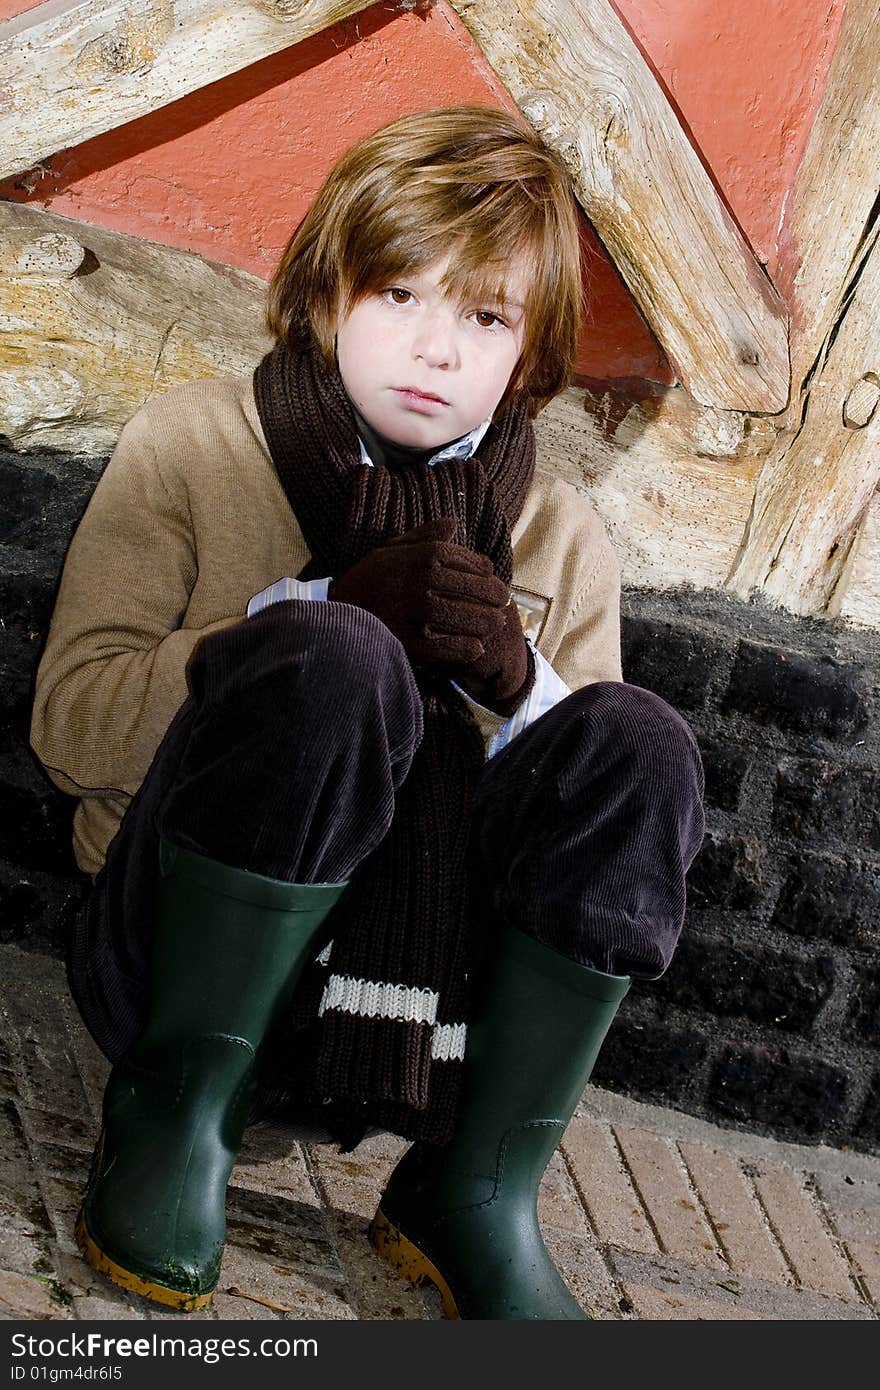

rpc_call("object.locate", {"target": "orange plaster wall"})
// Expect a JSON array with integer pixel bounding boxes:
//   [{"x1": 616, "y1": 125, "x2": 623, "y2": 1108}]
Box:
[
  {"x1": 0, "y1": 0, "x2": 847, "y2": 384},
  {"x1": 1, "y1": 6, "x2": 513, "y2": 279},
  {"x1": 612, "y1": 0, "x2": 846, "y2": 272}
]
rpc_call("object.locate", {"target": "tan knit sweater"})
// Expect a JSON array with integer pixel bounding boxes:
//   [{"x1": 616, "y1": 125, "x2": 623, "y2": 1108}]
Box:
[{"x1": 30, "y1": 376, "x2": 623, "y2": 875}]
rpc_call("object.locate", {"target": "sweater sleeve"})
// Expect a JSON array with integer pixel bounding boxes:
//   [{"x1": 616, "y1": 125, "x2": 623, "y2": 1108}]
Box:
[
  {"x1": 30, "y1": 408, "x2": 243, "y2": 799},
  {"x1": 551, "y1": 524, "x2": 623, "y2": 691}
]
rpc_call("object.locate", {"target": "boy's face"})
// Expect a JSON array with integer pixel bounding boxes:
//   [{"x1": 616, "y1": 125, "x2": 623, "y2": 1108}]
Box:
[{"x1": 335, "y1": 255, "x2": 527, "y2": 449}]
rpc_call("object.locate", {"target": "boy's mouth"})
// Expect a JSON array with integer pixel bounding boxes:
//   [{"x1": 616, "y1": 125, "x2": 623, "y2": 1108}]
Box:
[{"x1": 394, "y1": 387, "x2": 450, "y2": 412}]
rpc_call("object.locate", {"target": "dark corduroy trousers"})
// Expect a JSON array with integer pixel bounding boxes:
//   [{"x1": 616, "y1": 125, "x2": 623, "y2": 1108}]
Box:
[{"x1": 69, "y1": 600, "x2": 705, "y2": 1065}]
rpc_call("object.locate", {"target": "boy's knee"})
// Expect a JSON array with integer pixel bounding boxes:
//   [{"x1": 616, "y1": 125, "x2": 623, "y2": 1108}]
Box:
[
  {"x1": 570, "y1": 681, "x2": 701, "y2": 761},
  {"x1": 194, "y1": 598, "x2": 414, "y2": 709},
  {"x1": 316, "y1": 600, "x2": 411, "y2": 691}
]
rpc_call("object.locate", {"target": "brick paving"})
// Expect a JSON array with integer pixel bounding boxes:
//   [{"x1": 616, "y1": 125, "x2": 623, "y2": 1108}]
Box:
[{"x1": 1, "y1": 944, "x2": 877, "y2": 1322}]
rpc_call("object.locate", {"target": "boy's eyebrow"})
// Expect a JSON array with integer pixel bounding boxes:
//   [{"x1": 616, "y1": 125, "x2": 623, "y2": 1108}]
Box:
[
  {"x1": 393, "y1": 268, "x2": 527, "y2": 314},
  {"x1": 489, "y1": 300, "x2": 526, "y2": 319},
  {"x1": 470, "y1": 294, "x2": 525, "y2": 312}
]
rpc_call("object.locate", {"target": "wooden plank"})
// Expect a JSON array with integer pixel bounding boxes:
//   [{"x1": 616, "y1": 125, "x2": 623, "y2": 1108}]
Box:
[
  {"x1": 0, "y1": 201, "x2": 270, "y2": 453},
  {"x1": 534, "y1": 384, "x2": 775, "y2": 592},
  {"x1": 446, "y1": 0, "x2": 789, "y2": 413},
  {"x1": 0, "y1": 0, "x2": 375, "y2": 183},
  {"x1": 726, "y1": 0, "x2": 880, "y2": 616},
  {"x1": 840, "y1": 491, "x2": 880, "y2": 631},
  {"x1": 777, "y1": 0, "x2": 880, "y2": 423},
  {"x1": 726, "y1": 223, "x2": 880, "y2": 616}
]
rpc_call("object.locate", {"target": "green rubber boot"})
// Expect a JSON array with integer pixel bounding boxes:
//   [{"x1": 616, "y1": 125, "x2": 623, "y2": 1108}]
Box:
[
  {"x1": 76, "y1": 840, "x2": 346, "y2": 1311},
  {"x1": 370, "y1": 929, "x2": 630, "y2": 1319}
]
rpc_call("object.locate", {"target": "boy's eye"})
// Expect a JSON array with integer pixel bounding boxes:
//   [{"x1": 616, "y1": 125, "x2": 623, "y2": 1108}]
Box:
[
  {"x1": 474, "y1": 310, "x2": 507, "y2": 329},
  {"x1": 385, "y1": 287, "x2": 413, "y2": 305}
]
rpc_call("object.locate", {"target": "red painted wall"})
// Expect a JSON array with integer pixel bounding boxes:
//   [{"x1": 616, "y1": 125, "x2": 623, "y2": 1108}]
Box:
[{"x1": 0, "y1": 0, "x2": 846, "y2": 385}]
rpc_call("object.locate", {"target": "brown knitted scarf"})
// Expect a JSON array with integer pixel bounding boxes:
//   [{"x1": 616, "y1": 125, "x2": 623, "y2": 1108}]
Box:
[{"x1": 253, "y1": 339, "x2": 535, "y2": 1148}]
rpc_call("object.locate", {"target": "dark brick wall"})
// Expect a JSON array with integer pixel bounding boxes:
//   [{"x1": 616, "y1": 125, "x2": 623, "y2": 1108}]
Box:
[
  {"x1": 2, "y1": 443, "x2": 879, "y2": 1154},
  {"x1": 600, "y1": 589, "x2": 880, "y2": 1155},
  {"x1": 0, "y1": 446, "x2": 103, "y2": 955}
]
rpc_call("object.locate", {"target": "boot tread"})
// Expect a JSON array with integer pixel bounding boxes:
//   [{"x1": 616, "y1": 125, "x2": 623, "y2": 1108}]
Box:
[
  {"x1": 75, "y1": 1209, "x2": 215, "y2": 1311},
  {"x1": 369, "y1": 1209, "x2": 460, "y2": 1320}
]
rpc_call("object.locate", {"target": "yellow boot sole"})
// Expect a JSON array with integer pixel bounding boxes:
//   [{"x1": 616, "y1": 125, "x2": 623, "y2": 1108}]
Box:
[
  {"x1": 369, "y1": 1209, "x2": 460, "y2": 1319},
  {"x1": 75, "y1": 1209, "x2": 215, "y2": 1313}
]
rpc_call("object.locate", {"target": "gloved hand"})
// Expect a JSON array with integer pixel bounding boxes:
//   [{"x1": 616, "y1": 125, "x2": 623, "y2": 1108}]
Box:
[
  {"x1": 449, "y1": 594, "x2": 536, "y2": 716},
  {"x1": 329, "y1": 518, "x2": 510, "y2": 668}
]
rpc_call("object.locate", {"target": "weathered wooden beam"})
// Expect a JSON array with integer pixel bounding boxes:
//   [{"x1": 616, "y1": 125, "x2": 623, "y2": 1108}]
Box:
[
  {"x1": 726, "y1": 0, "x2": 880, "y2": 616},
  {"x1": 0, "y1": 201, "x2": 270, "y2": 454},
  {"x1": 778, "y1": 0, "x2": 880, "y2": 425},
  {"x1": 726, "y1": 220, "x2": 880, "y2": 616},
  {"x1": 840, "y1": 491, "x2": 880, "y2": 630},
  {"x1": 0, "y1": 0, "x2": 375, "y2": 183},
  {"x1": 534, "y1": 383, "x2": 774, "y2": 592},
  {"x1": 445, "y1": 0, "x2": 790, "y2": 413}
]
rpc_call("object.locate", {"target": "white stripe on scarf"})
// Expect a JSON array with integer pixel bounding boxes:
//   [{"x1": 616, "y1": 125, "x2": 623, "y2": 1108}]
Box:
[
  {"x1": 319, "y1": 974, "x2": 438, "y2": 1024},
  {"x1": 318, "y1": 973, "x2": 468, "y2": 1061}
]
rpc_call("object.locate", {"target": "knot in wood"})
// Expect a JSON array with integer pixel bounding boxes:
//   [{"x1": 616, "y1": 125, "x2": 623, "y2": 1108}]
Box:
[
  {"x1": 519, "y1": 90, "x2": 560, "y2": 133},
  {"x1": 104, "y1": 36, "x2": 138, "y2": 71},
  {"x1": 258, "y1": 0, "x2": 321, "y2": 15},
  {"x1": 14, "y1": 233, "x2": 86, "y2": 279},
  {"x1": 843, "y1": 375, "x2": 879, "y2": 429}
]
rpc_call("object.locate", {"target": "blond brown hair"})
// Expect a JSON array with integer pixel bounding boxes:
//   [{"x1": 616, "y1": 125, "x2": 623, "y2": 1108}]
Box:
[{"x1": 266, "y1": 106, "x2": 583, "y2": 415}]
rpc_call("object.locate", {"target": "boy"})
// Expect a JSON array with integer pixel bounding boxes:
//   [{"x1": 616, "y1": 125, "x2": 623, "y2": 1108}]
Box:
[{"x1": 31, "y1": 106, "x2": 704, "y2": 1319}]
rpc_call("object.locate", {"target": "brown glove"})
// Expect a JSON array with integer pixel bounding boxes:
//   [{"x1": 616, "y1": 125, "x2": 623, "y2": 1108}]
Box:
[
  {"x1": 329, "y1": 518, "x2": 510, "y2": 668},
  {"x1": 449, "y1": 593, "x2": 536, "y2": 716}
]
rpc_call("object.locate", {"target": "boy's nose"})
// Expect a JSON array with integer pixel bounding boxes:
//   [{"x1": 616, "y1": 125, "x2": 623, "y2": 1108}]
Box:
[{"x1": 411, "y1": 309, "x2": 459, "y2": 370}]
